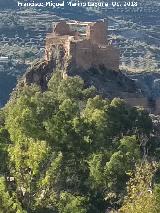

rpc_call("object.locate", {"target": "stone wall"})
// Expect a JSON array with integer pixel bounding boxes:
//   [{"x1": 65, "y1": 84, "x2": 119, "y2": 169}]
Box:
[
  {"x1": 86, "y1": 20, "x2": 108, "y2": 45},
  {"x1": 45, "y1": 20, "x2": 120, "y2": 71},
  {"x1": 69, "y1": 39, "x2": 119, "y2": 71},
  {"x1": 53, "y1": 21, "x2": 71, "y2": 36},
  {"x1": 45, "y1": 36, "x2": 70, "y2": 61}
]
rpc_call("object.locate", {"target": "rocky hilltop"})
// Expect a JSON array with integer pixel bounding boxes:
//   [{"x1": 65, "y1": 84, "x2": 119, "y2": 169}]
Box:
[{"x1": 20, "y1": 20, "x2": 160, "y2": 115}]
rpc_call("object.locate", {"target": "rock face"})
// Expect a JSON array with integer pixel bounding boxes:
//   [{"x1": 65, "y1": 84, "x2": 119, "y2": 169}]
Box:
[
  {"x1": 22, "y1": 60, "x2": 160, "y2": 115},
  {"x1": 70, "y1": 67, "x2": 138, "y2": 99},
  {"x1": 19, "y1": 60, "x2": 55, "y2": 91},
  {"x1": 22, "y1": 60, "x2": 148, "y2": 112}
]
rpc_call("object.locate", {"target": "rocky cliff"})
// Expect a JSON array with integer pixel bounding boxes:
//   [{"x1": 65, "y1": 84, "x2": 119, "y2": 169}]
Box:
[{"x1": 19, "y1": 55, "x2": 160, "y2": 115}]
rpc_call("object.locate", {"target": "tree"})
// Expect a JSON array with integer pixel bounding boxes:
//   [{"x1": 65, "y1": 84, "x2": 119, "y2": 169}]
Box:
[
  {"x1": 58, "y1": 192, "x2": 87, "y2": 213},
  {"x1": 2, "y1": 72, "x2": 156, "y2": 212},
  {"x1": 119, "y1": 162, "x2": 159, "y2": 213},
  {"x1": 0, "y1": 176, "x2": 26, "y2": 213}
]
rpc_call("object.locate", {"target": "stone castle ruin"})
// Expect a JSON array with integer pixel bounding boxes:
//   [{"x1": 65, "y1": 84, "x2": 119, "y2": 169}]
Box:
[
  {"x1": 45, "y1": 19, "x2": 119, "y2": 71},
  {"x1": 22, "y1": 19, "x2": 160, "y2": 115}
]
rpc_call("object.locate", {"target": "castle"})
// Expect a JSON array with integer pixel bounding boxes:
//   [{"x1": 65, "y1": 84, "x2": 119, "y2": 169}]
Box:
[
  {"x1": 23, "y1": 19, "x2": 160, "y2": 115},
  {"x1": 45, "y1": 19, "x2": 119, "y2": 71}
]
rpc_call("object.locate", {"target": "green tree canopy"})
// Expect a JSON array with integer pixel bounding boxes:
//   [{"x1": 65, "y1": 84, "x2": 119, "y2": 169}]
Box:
[{"x1": 0, "y1": 71, "x2": 157, "y2": 212}]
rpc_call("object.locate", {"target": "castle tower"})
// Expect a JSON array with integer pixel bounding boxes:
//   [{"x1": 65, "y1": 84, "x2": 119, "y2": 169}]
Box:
[
  {"x1": 53, "y1": 21, "x2": 71, "y2": 36},
  {"x1": 86, "y1": 19, "x2": 108, "y2": 45}
]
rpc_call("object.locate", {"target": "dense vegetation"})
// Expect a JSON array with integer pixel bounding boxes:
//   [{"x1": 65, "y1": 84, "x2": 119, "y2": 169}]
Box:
[{"x1": 0, "y1": 71, "x2": 160, "y2": 212}]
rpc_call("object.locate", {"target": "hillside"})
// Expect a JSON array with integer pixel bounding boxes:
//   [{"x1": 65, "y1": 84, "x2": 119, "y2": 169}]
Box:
[
  {"x1": 0, "y1": 0, "x2": 160, "y2": 106},
  {"x1": 0, "y1": 2, "x2": 160, "y2": 212},
  {"x1": 1, "y1": 68, "x2": 160, "y2": 212}
]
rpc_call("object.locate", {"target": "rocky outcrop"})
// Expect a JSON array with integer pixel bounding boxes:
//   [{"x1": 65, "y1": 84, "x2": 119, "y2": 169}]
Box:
[
  {"x1": 69, "y1": 66, "x2": 139, "y2": 99},
  {"x1": 18, "y1": 58, "x2": 160, "y2": 115},
  {"x1": 20, "y1": 59, "x2": 55, "y2": 91},
  {"x1": 20, "y1": 59, "x2": 144, "y2": 101}
]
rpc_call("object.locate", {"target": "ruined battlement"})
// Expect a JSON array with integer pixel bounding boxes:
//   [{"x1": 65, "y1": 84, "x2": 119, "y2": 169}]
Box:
[{"x1": 45, "y1": 19, "x2": 120, "y2": 71}]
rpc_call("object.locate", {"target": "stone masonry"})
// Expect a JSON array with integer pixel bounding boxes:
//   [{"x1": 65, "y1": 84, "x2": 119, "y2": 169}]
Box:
[{"x1": 45, "y1": 19, "x2": 120, "y2": 71}]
